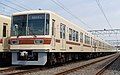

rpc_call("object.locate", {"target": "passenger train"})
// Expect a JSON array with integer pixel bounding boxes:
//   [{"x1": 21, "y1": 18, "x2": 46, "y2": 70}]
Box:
[
  {"x1": 9, "y1": 10, "x2": 116, "y2": 65},
  {"x1": 0, "y1": 14, "x2": 11, "y2": 65}
]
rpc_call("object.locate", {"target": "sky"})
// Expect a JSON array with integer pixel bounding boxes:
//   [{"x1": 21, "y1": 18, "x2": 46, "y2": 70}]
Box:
[{"x1": 0, "y1": 0, "x2": 120, "y2": 45}]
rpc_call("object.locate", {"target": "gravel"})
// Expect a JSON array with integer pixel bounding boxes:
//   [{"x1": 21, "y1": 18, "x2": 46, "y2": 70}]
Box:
[
  {"x1": 103, "y1": 54, "x2": 120, "y2": 75},
  {"x1": 24, "y1": 54, "x2": 116, "y2": 75},
  {"x1": 67, "y1": 54, "x2": 117, "y2": 75}
]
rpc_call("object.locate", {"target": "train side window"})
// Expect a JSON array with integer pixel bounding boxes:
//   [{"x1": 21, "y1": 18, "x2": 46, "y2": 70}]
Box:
[
  {"x1": 99, "y1": 41, "x2": 101, "y2": 47},
  {"x1": 80, "y1": 32, "x2": 83, "y2": 43},
  {"x1": 63, "y1": 25, "x2": 66, "y2": 39},
  {"x1": 85, "y1": 35, "x2": 90, "y2": 44},
  {"x1": 3, "y1": 23, "x2": 7, "y2": 37},
  {"x1": 91, "y1": 37, "x2": 92, "y2": 45},
  {"x1": 73, "y1": 30, "x2": 75, "y2": 41},
  {"x1": 52, "y1": 19, "x2": 55, "y2": 35},
  {"x1": 60, "y1": 23, "x2": 66, "y2": 39},
  {"x1": 69, "y1": 28, "x2": 72, "y2": 40},
  {"x1": 76, "y1": 31, "x2": 78, "y2": 42}
]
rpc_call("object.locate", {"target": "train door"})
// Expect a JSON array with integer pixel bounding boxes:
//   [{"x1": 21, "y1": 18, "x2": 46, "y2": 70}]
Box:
[
  {"x1": 94, "y1": 40, "x2": 97, "y2": 52},
  {"x1": 60, "y1": 23, "x2": 66, "y2": 50},
  {"x1": 52, "y1": 19, "x2": 56, "y2": 49},
  {"x1": 2, "y1": 23, "x2": 8, "y2": 50}
]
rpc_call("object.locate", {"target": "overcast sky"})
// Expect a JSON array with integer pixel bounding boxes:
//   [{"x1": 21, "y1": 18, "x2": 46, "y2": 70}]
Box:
[{"x1": 0, "y1": 0, "x2": 120, "y2": 44}]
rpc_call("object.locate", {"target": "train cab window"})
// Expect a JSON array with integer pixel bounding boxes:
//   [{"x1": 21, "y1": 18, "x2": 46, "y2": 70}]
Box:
[
  {"x1": 73, "y1": 30, "x2": 75, "y2": 41},
  {"x1": 69, "y1": 28, "x2": 72, "y2": 40},
  {"x1": 76, "y1": 31, "x2": 78, "y2": 42},
  {"x1": 12, "y1": 15, "x2": 27, "y2": 36},
  {"x1": 80, "y1": 32, "x2": 83, "y2": 43},
  {"x1": 28, "y1": 14, "x2": 49, "y2": 35},
  {"x1": 3, "y1": 23, "x2": 7, "y2": 37},
  {"x1": 45, "y1": 14, "x2": 50, "y2": 35},
  {"x1": 52, "y1": 19, "x2": 55, "y2": 35}
]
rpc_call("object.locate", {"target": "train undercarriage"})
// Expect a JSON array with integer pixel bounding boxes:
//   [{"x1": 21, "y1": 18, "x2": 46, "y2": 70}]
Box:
[
  {"x1": 0, "y1": 52, "x2": 11, "y2": 66},
  {"x1": 11, "y1": 50, "x2": 116, "y2": 66}
]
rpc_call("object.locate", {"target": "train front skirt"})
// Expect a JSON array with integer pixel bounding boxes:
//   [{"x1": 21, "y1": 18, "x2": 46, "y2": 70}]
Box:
[{"x1": 12, "y1": 52, "x2": 47, "y2": 65}]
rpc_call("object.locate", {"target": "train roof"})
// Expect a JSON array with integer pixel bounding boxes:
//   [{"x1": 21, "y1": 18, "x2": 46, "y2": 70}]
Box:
[{"x1": 0, "y1": 14, "x2": 11, "y2": 19}]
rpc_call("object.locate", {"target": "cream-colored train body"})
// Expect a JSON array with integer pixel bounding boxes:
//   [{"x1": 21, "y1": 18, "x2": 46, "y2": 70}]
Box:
[
  {"x1": 0, "y1": 14, "x2": 11, "y2": 64},
  {"x1": 10, "y1": 10, "x2": 115, "y2": 65}
]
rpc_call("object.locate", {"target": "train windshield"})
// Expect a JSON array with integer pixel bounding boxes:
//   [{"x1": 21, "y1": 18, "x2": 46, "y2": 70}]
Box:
[{"x1": 11, "y1": 14, "x2": 49, "y2": 36}]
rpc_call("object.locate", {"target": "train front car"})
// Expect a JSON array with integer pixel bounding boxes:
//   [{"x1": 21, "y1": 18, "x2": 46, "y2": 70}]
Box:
[
  {"x1": 10, "y1": 10, "x2": 115, "y2": 66},
  {"x1": 10, "y1": 10, "x2": 52, "y2": 65}
]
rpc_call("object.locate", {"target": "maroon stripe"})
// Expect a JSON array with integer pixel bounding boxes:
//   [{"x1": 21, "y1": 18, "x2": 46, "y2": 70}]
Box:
[
  {"x1": 66, "y1": 41, "x2": 80, "y2": 46},
  {"x1": 0, "y1": 39, "x2": 3, "y2": 43},
  {"x1": 56, "y1": 39, "x2": 60, "y2": 43},
  {"x1": 83, "y1": 44, "x2": 91, "y2": 47},
  {"x1": 10, "y1": 38, "x2": 51, "y2": 44}
]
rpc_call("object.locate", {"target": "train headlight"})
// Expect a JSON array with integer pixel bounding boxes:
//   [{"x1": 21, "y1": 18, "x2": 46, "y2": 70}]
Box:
[
  {"x1": 11, "y1": 40, "x2": 19, "y2": 45},
  {"x1": 34, "y1": 39, "x2": 44, "y2": 44},
  {"x1": 20, "y1": 51, "x2": 28, "y2": 56}
]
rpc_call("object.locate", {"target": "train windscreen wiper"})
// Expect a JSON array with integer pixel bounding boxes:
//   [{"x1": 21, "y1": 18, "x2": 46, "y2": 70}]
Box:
[
  {"x1": 14, "y1": 24, "x2": 20, "y2": 38},
  {"x1": 28, "y1": 27, "x2": 37, "y2": 37}
]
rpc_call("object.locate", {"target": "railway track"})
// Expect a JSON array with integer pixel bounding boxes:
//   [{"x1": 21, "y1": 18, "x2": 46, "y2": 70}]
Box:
[
  {"x1": 0, "y1": 53, "x2": 118, "y2": 75},
  {"x1": 95, "y1": 54, "x2": 120, "y2": 75},
  {"x1": 0, "y1": 66, "x2": 48, "y2": 75},
  {"x1": 54, "y1": 53, "x2": 119, "y2": 75}
]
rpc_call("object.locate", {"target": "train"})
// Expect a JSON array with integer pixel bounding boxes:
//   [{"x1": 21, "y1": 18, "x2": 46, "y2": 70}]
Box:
[
  {"x1": 7, "y1": 10, "x2": 116, "y2": 65},
  {"x1": 0, "y1": 14, "x2": 11, "y2": 65}
]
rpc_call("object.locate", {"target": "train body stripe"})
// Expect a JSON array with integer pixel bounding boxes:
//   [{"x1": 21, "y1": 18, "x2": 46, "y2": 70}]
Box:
[
  {"x1": 0, "y1": 39, "x2": 3, "y2": 43},
  {"x1": 83, "y1": 44, "x2": 91, "y2": 47},
  {"x1": 66, "y1": 41, "x2": 80, "y2": 46},
  {"x1": 56, "y1": 39, "x2": 60, "y2": 43},
  {"x1": 10, "y1": 38, "x2": 51, "y2": 44}
]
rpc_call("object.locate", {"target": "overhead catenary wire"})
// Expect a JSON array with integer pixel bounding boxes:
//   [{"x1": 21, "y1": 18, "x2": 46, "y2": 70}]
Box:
[
  {"x1": 52, "y1": 0, "x2": 105, "y2": 37},
  {"x1": 14, "y1": 0, "x2": 32, "y2": 10},
  {"x1": 51, "y1": 0, "x2": 92, "y2": 29},
  {"x1": 4, "y1": 0, "x2": 31, "y2": 10},
  {"x1": 0, "y1": 2, "x2": 21, "y2": 12},
  {"x1": 95, "y1": 0, "x2": 113, "y2": 29},
  {"x1": 95, "y1": 0, "x2": 118, "y2": 48}
]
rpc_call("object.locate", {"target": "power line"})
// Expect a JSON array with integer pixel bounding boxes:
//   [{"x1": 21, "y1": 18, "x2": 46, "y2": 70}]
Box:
[
  {"x1": 0, "y1": 2, "x2": 21, "y2": 12},
  {"x1": 14, "y1": 0, "x2": 32, "y2": 10},
  {"x1": 51, "y1": 0, "x2": 92, "y2": 29},
  {"x1": 5, "y1": 0, "x2": 31, "y2": 10},
  {"x1": 95, "y1": 0, "x2": 113, "y2": 29},
  {"x1": 95, "y1": 0, "x2": 118, "y2": 47}
]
